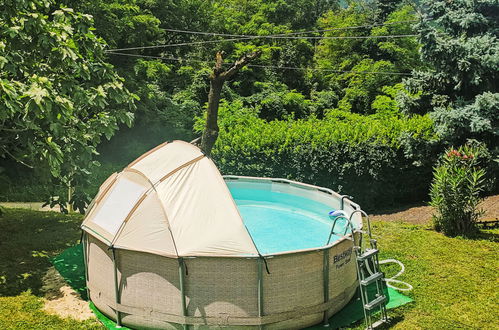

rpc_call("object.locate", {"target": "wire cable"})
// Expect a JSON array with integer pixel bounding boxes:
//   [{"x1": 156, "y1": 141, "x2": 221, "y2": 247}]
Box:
[
  {"x1": 107, "y1": 37, "x2": 253, "y2": 52},
  {"x1": 107, "y1": 51, "x2": 413, "y2": 76},
  {"x1": 246, "y1": 64, "x2": 412, "y2": 75},
  {"x1": 163, "y1": 19, "x2": 419, "y2": 38},
  {"x1": 107, "y1": 52, "x2": 208, "y2": 63},
  {"x1": 106, "y1": 17, "x2": 425, "y2": 52},
  {"x1": 107, "y1": 34, "x2": 417, "y2": 52},
  {"x1": 236, "y1": 34, "x2": 418, "y2": 40}
]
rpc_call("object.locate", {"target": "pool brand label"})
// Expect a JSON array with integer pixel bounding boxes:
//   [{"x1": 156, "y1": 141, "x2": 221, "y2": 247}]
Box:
[{"x1": 333, "y1": 248, "x2": 352, "y2": 269}]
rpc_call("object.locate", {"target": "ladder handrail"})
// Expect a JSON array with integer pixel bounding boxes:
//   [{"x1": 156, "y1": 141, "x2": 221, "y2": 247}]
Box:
[
  {"x1": 349, "y1": 209, "x2": 371, "y2": 238},
  {"x1": 326, "y1": 215, "x2": 356, "y2": 245},
  {"x1": 327, "y1": 215, "x2": 347, "y2": 245},
  {"x1": 349, "y1": 209, "x2": 372, "y2": 250}
]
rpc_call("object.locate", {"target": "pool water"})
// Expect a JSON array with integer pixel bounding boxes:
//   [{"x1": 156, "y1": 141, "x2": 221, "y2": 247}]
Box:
[{"x1": 229, "y1": 187, "x2": 351, "y2": 254}]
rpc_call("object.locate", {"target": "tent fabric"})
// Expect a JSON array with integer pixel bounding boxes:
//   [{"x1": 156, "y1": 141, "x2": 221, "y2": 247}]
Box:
[
  {"x1": 155, "y1": 157, "x2": 258, "y2": 256},
  {"x1": 128, "y1": 141, "x2": 203, "y2": 184},
  {"x1": 112, "y1": 190, "x2": 178, "y2": 257},
  {"x1": 81, "y1": 140, "x2": 259, "y2": 257},
  {"x1": 91, "y1": 171, "x2": 150, "y2": 236}
]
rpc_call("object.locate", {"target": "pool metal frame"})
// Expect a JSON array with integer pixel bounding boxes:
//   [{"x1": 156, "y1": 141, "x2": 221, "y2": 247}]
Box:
[{"x1": 83, "y1": 176, "x2": 366, "y2": 329}]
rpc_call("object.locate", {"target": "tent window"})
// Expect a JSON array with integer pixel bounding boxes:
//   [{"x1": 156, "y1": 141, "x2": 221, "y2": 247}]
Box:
[{"x1": 91, "y1": 177, "x2": 147, "y2": 235}]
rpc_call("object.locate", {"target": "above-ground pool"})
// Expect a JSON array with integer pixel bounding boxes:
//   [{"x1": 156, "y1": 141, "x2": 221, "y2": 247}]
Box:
[{"x1": 82, "y1": 143, "x2": 364, "y2": 330}]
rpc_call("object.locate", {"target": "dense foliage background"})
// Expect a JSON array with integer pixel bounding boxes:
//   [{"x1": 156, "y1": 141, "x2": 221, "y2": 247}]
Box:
[{"x1": 1, "y1": 0, "x2": 497, "y2": 210}]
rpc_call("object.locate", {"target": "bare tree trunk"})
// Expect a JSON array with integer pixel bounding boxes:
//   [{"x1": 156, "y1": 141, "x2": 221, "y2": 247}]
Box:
[
  {"x1": 201, "y1": 52, "x2": 225, "y2": 155},
  {"x1": 67, "y1": 184, "x2": 74, "y2": 213},
  {"x1": 200, "y1": 50, "x2": 261, "y2": 156}
]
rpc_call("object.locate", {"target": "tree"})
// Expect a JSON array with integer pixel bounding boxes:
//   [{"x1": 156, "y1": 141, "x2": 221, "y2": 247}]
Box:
[
  {"x1": 0, "y1": 0, "x2": 136, "y2": 211},
  {"x1": 402, "y1": 0, "x2": 499, "y2": 148},
  {"x1": 314, "y1": 4, "x2": 421, "y2": 114},
  {"x1": 201, "y1": 50, "x2": 261, "y2": 155}
]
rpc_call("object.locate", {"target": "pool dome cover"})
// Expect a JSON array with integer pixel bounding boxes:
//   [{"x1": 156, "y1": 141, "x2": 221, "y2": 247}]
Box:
[{"x1": 81, "y1": 140, "x2": 258, "y2": 258}]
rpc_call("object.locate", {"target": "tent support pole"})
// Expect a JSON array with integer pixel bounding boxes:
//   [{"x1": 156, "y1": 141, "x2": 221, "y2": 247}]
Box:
[
  {"x1": 111, "y1": 248, "x2": 122, "y2": 327},
  {"x1": 258, "y1": 257, "x2": 264, "y2": 330},
  {"x1": 323, "y1": 249, "x2": 330, "y2": 326},
  {"x1": 81, "y1": 231, "x2": 90, "y2": 300},
  {"x1": 178, "y1": 258, "x2": 188, "y2": 330}
]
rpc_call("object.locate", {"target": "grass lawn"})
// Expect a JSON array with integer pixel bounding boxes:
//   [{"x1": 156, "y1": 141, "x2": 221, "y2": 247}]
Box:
[
  {"x1": 0, "y1": 209, "x2": 101, "y2": 329},
  {"x1": 0, "y1": 208, "x2": 497, "y2": 329},
  {"x1": 361, "y1": 222, "x2": 499, "y2": 329}
]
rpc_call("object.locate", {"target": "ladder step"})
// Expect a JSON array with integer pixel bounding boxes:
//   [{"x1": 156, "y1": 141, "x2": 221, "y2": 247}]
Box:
[
  {"x1": 364, "y1": 295, "x2": 387, "y2": 311},
  {"x1": 360, "y1": 272, "x2": 384, "y2": 286},
  {"x1": 369, "y1": 319, "x2": 388, "y2": 329},
  {"x1": 357, "y1": 248, "x2": 379, "y2": 261}
]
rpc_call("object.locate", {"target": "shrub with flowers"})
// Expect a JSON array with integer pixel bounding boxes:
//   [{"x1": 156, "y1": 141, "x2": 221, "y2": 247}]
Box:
[{"x1": 430, "y1": 143, "x2": 487, "y2": 236}]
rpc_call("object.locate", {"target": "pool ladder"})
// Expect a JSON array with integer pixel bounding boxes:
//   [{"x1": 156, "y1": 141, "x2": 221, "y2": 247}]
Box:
[{"x1": 328, "y1": 209, "x2": 389, "y2": 330}]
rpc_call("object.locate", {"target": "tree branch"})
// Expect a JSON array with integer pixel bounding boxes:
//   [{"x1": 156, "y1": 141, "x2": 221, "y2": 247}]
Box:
[
  {"x1": 200, "y1": 50, "x2": 261, "y2": 156},
  {"x1": 1, "y1": 147, "x2": 34, "y2": 169},
  {"x1": 0, "y1": 127, "x2": 28, "y2": 132},
  {"x1": 223, "y1": 50, "x2": 262, "y2": 80},
  {"x1": 212, "y1": 51, "x2": 225, "y2": 77}
]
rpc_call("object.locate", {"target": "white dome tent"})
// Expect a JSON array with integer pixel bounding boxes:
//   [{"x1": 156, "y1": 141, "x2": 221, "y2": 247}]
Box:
[{"x1": 82, "y1": 140, "x2": 258, "y2": 257}]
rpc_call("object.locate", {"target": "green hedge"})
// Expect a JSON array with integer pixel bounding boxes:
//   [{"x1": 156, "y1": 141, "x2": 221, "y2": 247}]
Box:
[{"x1": 204, "y1": 100, "x2": 439, "y2": 210}]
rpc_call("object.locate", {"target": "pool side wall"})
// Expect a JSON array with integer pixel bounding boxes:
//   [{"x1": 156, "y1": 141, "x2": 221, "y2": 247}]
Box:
[{"x1": 85, "y1": 234, "x2": 358, "y2": 329}]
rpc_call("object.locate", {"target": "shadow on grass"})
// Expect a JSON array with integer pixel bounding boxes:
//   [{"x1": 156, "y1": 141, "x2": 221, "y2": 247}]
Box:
[
  {"x1": 51, "y1": 244, "x2": 87, "y2": 300},
  {"x1": 466, "y1": 229, "x2": 499, "y2": 242},
  {"x1": 0, "y1": 208, "x2": 83, "y2": 298},
  {"x1": 438, "y1": 226, "x2": 499, "y2": 242},
  {"x1": 328, "y1": 308, "x2": 406, "y2": 330},
  {"x1": 380, "y1": 314, "x2": 405, "y2": 329}
]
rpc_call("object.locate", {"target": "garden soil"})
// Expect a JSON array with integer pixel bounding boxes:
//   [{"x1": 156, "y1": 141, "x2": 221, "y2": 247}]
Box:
[{"x1": 370, "y1": 195, "x2": 499, "y2": 225}]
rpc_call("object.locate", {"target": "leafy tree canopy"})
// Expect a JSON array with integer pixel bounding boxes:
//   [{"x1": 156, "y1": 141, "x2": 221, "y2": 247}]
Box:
[
  {"x1": 403, "y1": 0, "x2": 499, "y2": 148},
  {"x1": 313, "y1": 3, "x2": 421, "y2": 115},
  {"x1": 0, "y1": 0, "x2": 137, "y2": 211}
]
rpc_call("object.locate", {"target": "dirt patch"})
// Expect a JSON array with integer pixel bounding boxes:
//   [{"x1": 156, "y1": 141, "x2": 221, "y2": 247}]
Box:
[
  {"x1": 480, "y1": 195, "x2": 499, "y2": 220},
  {"x1": 0, "y1": 202, "x2": 61, "y2": 212},
  {"x1": 41, "y1": 266, "x2": 94, "y2": 321},
  {"x1": 41, "y1": 267, "x2": 67, "y2": 300},
  {"x1": 43, "y1": 285, "x2": 94, "y2": 321},
  {"x1": 370, "y1": 195, "x2": 499, "y2": 225}
]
